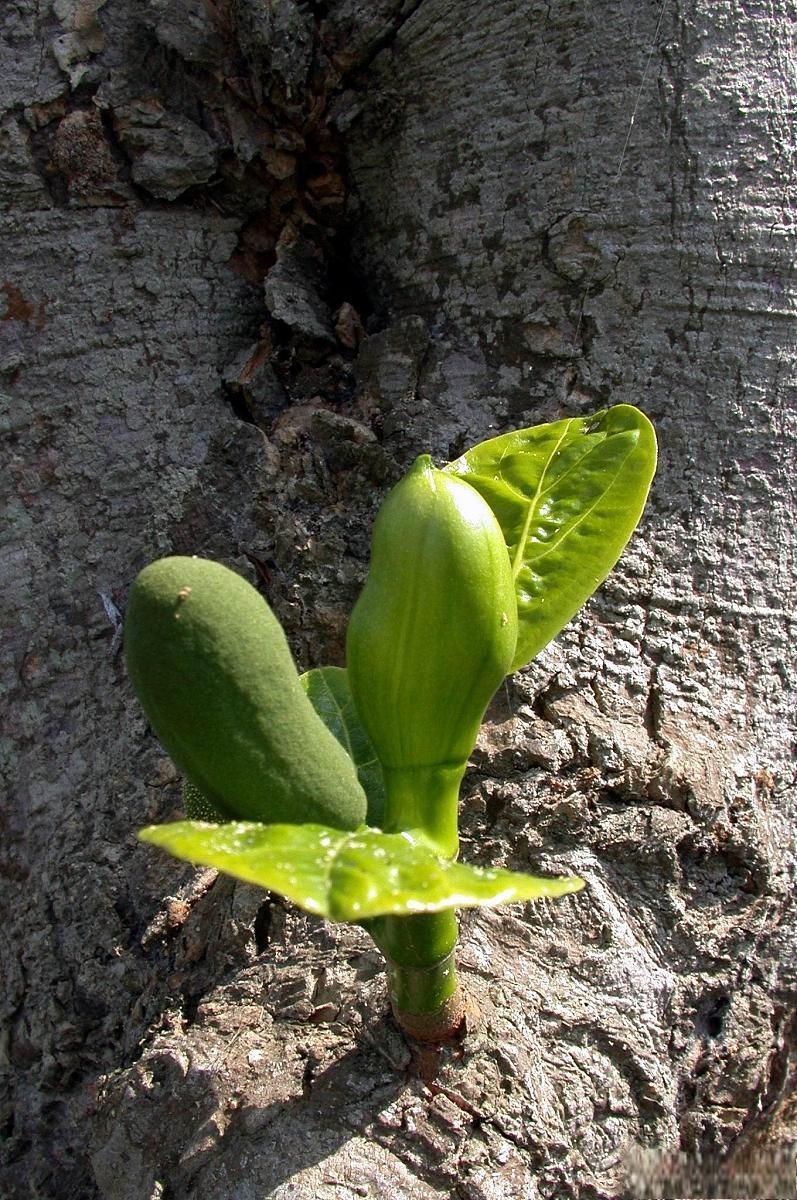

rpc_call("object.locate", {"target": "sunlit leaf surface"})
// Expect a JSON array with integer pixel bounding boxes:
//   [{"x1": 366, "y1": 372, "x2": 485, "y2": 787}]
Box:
[{"x1": 139, "y1": 821, "x2": 583, "y2": 922}]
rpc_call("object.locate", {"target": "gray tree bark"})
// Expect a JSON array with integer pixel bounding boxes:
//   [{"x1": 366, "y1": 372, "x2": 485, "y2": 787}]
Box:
[{"x1": 1, "y1": 2, "x2": 795, "y2": 1198}]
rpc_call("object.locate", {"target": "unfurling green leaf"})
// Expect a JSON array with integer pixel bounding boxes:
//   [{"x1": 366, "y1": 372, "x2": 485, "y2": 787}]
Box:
[
  {"x1": 347, "y1": 455, "x2": 518, "y2": 775},
  {"x1": 138, "y1": 821, "x2": 584, "y2": 922},
  {"x1": 345, "y1": 454, "x2": 518, "y2": 857},
  {"x1": 445, "y1": 404, "x2": 656, "y2": 671},
  {"x1": 300, "y1": 666, "x2": 386, "y2": 827}
]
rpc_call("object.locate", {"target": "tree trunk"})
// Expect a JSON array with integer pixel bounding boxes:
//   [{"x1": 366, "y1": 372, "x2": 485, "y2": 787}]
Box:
[{"x1": 2, "y1": 2, "x2": 794, "y2": 1198}]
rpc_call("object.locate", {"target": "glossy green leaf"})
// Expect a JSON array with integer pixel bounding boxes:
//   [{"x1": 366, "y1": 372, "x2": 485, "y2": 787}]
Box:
[
  {"x1": 300, "y1": 666, "x2": 386, "y2": 827},
  {"x1": 444, "y1": 404, "x2": 656, "y2": 670},
  {"x1": 138, "y1": 821, "x2": 584, "y2": 922}
]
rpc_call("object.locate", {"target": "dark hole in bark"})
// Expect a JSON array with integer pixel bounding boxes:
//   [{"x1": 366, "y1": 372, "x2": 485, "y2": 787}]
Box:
[
  {"x1": 696, "y1": 991, "x2": 731, "y2": 1039},
  {"x1": 224, "y1": 382, "x2": 258, "y2": 427},
  {"x1": 254, "y1": 897, "x2": 274, "y2": 953}
]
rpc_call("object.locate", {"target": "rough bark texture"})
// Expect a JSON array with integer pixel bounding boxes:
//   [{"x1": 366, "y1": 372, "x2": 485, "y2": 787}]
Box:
[{"x1": 1, "y1": 2, "x2": 795, "y2": 1198}]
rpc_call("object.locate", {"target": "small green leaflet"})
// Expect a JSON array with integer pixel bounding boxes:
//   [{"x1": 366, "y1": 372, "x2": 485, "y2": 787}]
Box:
[
  {"x1": 300, "y1": 666, "x2": 386, "y2": 827},
  {"x1": 445, "y1": 404, "x2": 656, "y2": 671},
  {"x1": 138, "y1": 821, "x2": 584, "y2": 922}
]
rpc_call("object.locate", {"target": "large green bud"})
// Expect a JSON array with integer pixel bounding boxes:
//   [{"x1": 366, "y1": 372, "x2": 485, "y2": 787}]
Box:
[
  {"x1": 346, "y1": 456, "x2": 517, "y2": 855},
  {"x1": 125, "y1": 556, "x2": 367, "y2": 830}
]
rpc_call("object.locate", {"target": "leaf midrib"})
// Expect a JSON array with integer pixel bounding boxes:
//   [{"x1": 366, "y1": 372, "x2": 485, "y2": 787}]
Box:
[
  {"x1": 510, "y1": 419, "x2": 575, "y2": 579},
  {"x1": 317, "y1": 671, "x2": 355, "y2": 762},
  {"x1": 522, "y1": 435, "x2": 640, "y2": 570}
]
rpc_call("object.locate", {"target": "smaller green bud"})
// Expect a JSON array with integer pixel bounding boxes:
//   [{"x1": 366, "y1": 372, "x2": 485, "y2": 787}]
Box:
[{"x1": 125, "y1": 556, "x2": 367, "y2": 830}]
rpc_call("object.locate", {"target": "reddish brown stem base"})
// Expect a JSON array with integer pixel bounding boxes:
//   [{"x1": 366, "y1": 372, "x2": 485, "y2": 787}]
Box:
[{"x1": 391, "y1": 984, "x2": 466, "y2": 1043}]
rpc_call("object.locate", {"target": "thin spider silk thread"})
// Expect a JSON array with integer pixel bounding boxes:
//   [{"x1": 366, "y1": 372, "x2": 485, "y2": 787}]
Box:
[
  {"x1": 506, "y1": 0, "x2": 670, "y2": 725},
  {"x1": 572, "y1": 0, "x2": 670, "y2": 348}
]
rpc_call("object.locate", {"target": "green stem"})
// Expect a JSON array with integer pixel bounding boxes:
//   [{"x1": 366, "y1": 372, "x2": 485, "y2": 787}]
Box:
[
  {"x1": 381, "y1": 764, "x2": 464, "y2": 858},
  {"x1": 368, "y1": 763, "x2": 467, "y2": 1039},
  {"x1": 369, "y1": 910, "x2": 464, "y2": 1041}
]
